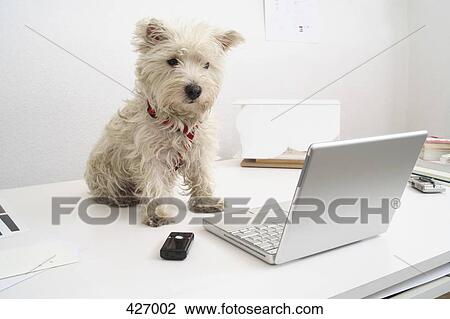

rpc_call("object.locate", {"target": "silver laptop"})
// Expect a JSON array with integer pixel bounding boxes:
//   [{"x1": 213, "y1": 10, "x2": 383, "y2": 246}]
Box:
[{"x1": 203, "y1": 131, "x2": 427, "y2": 264}]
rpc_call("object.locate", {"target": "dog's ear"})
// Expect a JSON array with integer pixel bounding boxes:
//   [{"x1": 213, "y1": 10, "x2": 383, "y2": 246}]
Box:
[
  {"x1": 133, "y1": 18, "x2": 172, "y2": 52},
  {"x1": 214, "y1": 30, "x2": 245, "y2": 52}
]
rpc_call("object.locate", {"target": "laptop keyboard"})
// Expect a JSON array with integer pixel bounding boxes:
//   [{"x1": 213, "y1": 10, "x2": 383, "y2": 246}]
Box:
[{"x1": 230, "y1": 224, "x2": 285, "y2": 255}]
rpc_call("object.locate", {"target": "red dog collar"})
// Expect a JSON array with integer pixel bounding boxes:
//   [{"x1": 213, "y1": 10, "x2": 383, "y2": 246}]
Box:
[
  {"x1": 147, "y1": 100, "x2": 197, "y2": 170},
  {"x1": 147, "y1": 100, "x2": 196, "y2": 142}
]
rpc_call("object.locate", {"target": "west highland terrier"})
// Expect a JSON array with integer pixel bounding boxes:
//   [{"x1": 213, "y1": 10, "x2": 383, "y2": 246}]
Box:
[{"x1": 84, "y1": 18, "x2": 244, "y2": 227}]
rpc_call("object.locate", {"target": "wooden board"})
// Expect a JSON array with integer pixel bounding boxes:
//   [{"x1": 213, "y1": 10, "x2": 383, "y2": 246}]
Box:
[{"x1": 240, "y1": 159, "x2": 304, "y2": 169}]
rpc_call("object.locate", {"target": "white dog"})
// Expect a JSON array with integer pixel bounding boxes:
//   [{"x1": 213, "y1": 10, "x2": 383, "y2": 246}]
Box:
[{"x1": 84, "y1": 18, "x2": 244, "y2": 227}]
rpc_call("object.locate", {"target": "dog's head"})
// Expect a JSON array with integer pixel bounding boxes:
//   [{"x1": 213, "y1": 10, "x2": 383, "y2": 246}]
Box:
[{"x1": 133, "y1": 18, "x2": 244, "y2": 122}]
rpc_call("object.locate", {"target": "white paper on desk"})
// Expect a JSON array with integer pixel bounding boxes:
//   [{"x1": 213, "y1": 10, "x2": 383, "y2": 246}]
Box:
[
  {"x1": 367, "y1": 263, "x2": 450, "y2": 299},
  {"x1": 0, "y1": 269, "x2": 46, "y2": 292},
  {"x1": 0, "y1": 241, "x2": 78, "y2": 280},
  {"x1": 264, "y1": 0, "x2": 320, "y2": 42}
]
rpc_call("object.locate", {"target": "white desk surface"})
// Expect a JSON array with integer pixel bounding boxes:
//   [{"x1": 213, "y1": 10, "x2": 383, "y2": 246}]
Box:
[{"x1": 0, "y1": 159, "x2": 449, "y2": 298}]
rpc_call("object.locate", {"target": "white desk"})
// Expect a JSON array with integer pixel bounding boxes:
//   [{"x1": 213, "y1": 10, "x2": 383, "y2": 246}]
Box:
[{"x1": 0, "y1": 160, "x2": 449, "y2": 298}]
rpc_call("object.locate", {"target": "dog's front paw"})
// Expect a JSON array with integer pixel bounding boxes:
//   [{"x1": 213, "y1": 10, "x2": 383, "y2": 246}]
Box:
[
  {"x1": 188, "y1": 196, "x2": 224, "y2": 213},
  {"x1": 144, "y1": 215, "x2": 173, "y2": 227},
  {"x1": 143, "y1": 205, "x2": 176, "y2": 227}
]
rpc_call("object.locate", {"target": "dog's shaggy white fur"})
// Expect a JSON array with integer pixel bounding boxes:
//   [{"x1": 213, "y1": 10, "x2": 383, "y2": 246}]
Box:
[{"x1": 84, "y1": 18, "x2": 243, "y2": 226}]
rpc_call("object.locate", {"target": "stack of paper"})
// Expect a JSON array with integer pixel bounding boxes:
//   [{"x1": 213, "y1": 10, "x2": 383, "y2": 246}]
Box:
[{"x1": 234, "y1": 99, "x2": 340, "y2": 169}]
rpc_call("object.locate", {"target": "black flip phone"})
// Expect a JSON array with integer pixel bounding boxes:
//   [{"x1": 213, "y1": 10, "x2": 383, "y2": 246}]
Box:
[{"x1": 160, "y1": 232, "x2": 194, "y2": 260}]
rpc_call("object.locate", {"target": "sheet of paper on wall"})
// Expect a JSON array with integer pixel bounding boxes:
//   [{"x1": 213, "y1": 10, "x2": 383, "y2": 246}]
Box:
[{"x1": 264, "y1": 0, "x2": 320, "y2": 43}]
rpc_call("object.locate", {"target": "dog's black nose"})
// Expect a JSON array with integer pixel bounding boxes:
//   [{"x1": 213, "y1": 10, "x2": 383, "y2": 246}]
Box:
[{"x1": 185, "y1": 84, "x2": 202, "y2": 100}]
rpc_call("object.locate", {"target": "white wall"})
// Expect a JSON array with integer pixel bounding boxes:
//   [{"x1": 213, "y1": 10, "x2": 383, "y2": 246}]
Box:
[
  {"x1": 407, "y1": 0, "x2": 450, "y2": 137},
  {"x1": 0, "y1": 0, "x2": 410, "y2": 189}
]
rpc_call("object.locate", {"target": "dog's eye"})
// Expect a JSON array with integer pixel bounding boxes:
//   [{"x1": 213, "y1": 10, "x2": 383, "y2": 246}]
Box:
[
  {"x1": 167, "y1": 58, "x2": 179, "y2": 67},
  {"x1": 203, "y1": 62, "x2": 210, "y2": 69}
]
